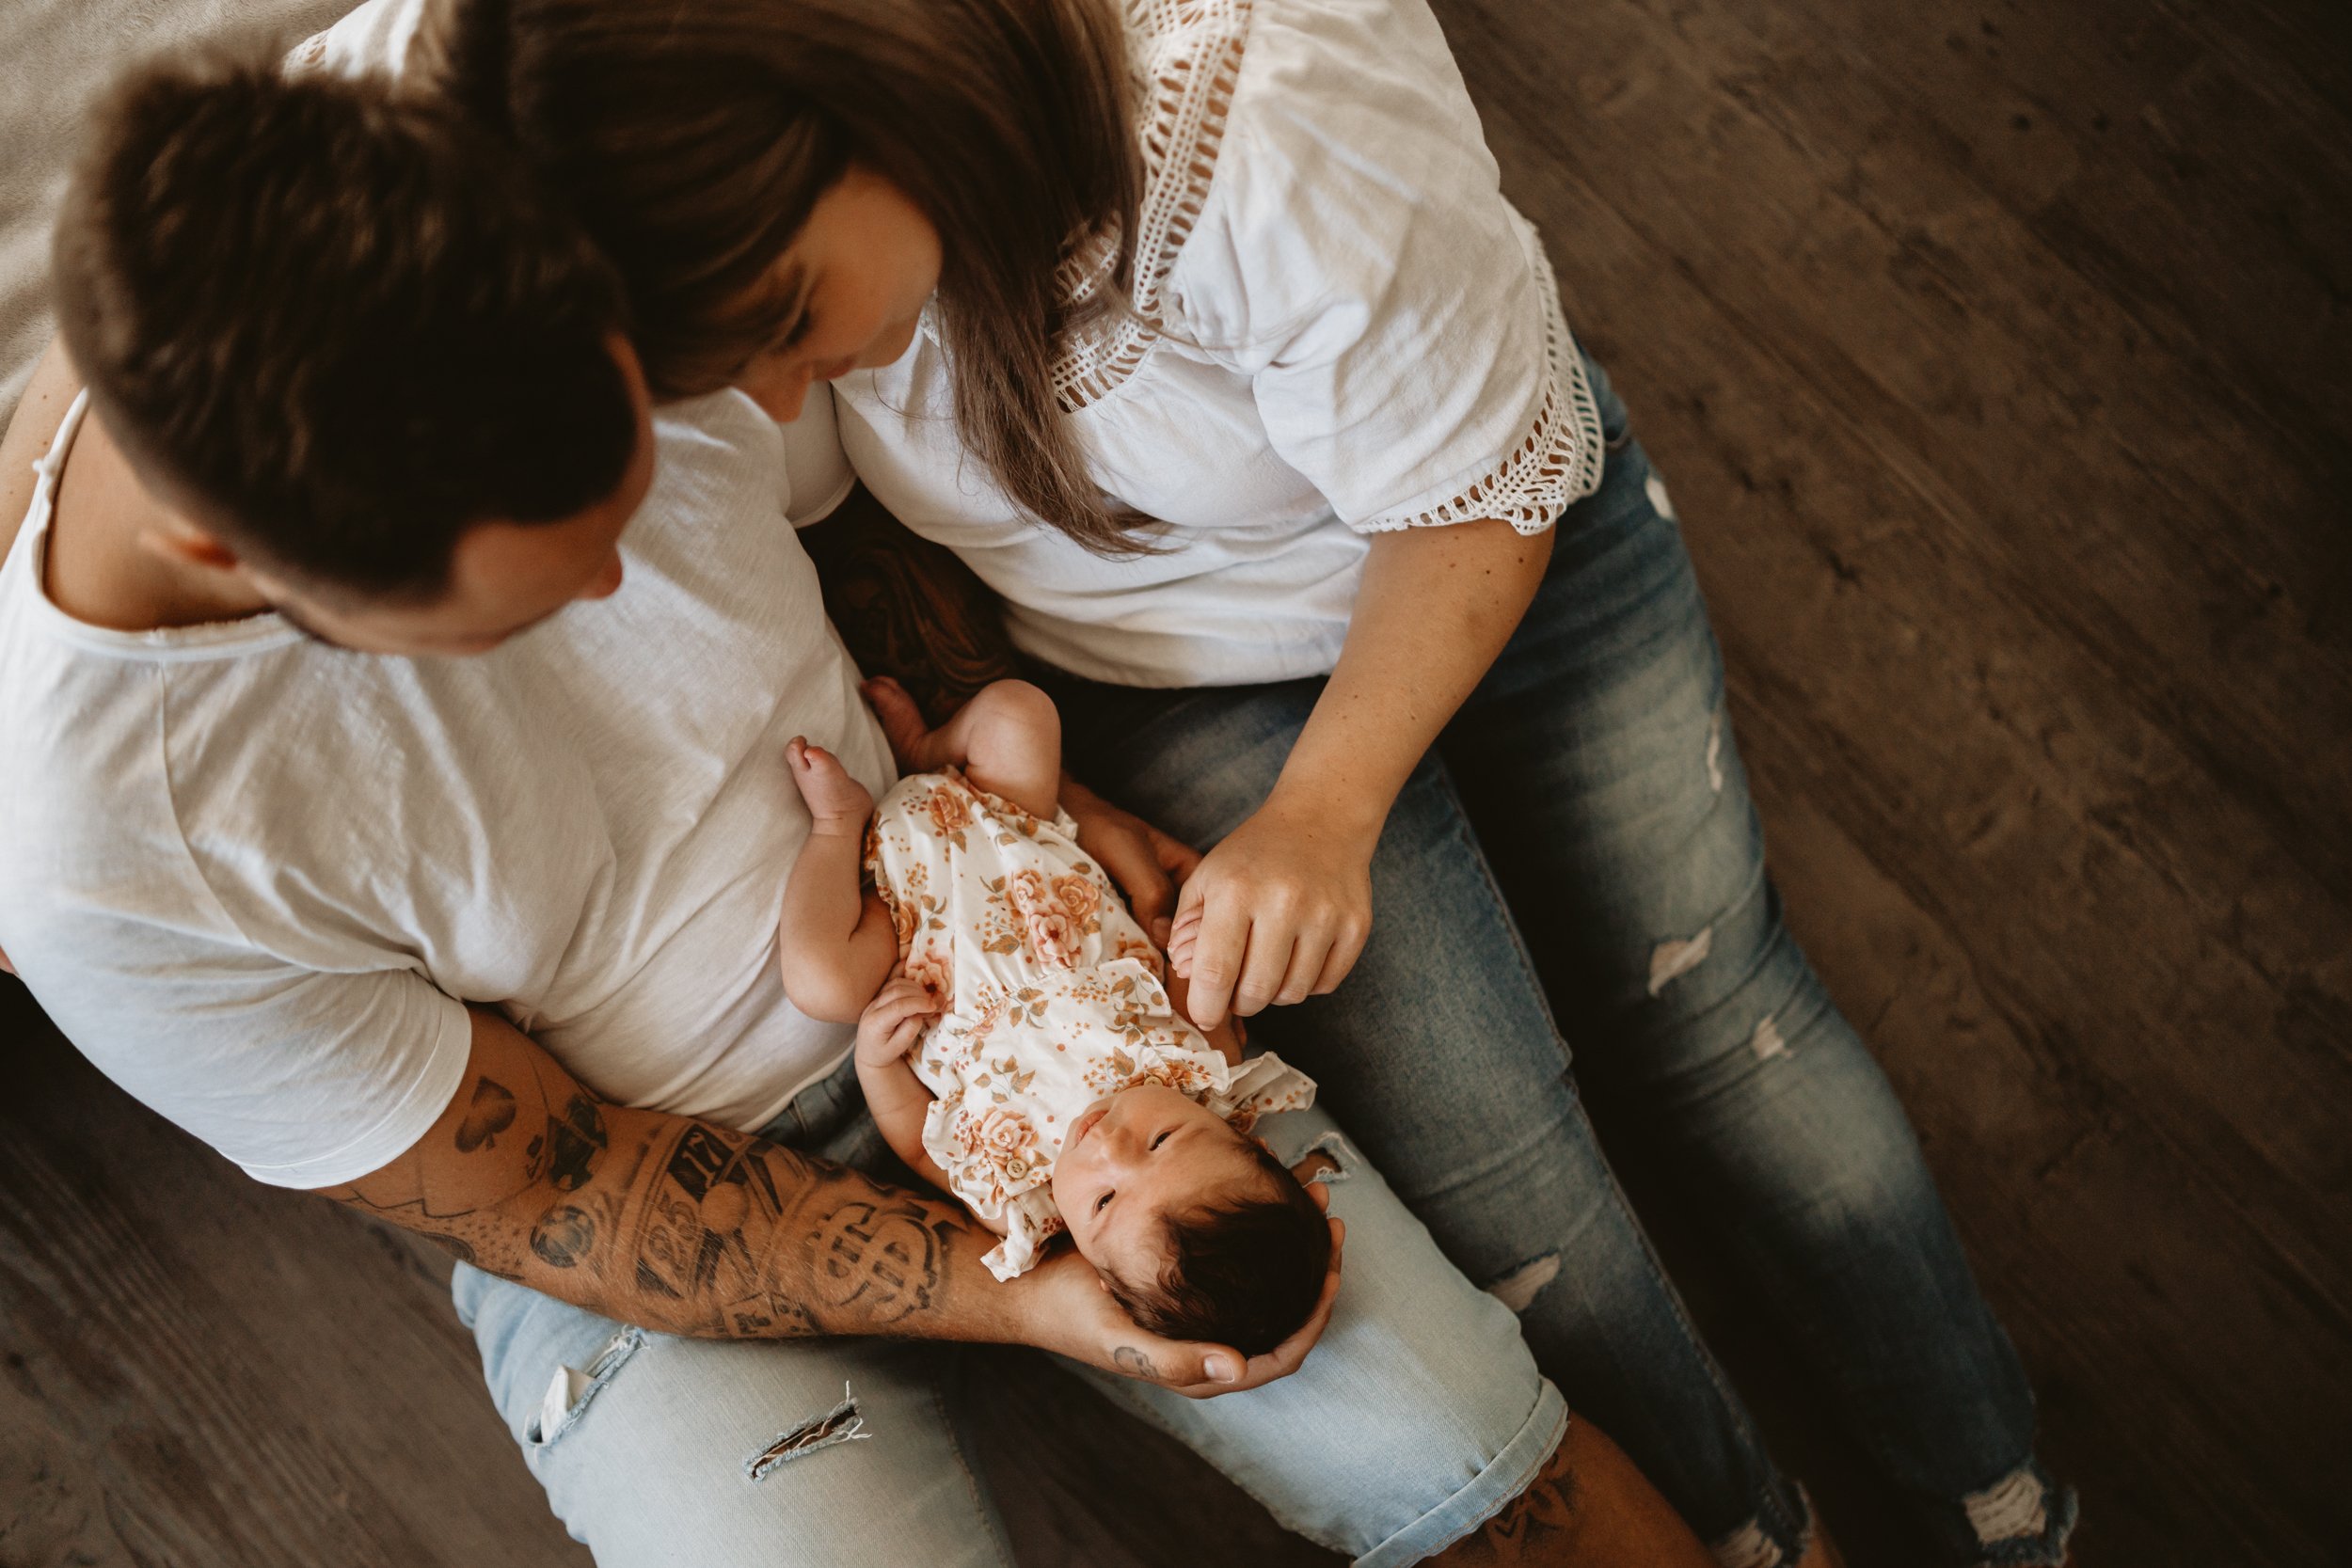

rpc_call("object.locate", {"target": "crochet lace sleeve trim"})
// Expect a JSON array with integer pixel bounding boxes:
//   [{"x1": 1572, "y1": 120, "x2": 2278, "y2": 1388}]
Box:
[{"x1": 1355, "y1": 240, "x2": 1606, "y2": 537}]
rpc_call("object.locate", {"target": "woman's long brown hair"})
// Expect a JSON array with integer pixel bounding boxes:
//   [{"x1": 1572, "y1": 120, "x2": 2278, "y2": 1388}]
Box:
[{"x1": 433, "y1": 0, "x2": 1148, "y2": 551}]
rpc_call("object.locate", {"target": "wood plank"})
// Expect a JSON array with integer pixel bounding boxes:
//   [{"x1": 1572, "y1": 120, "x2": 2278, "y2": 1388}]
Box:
[
  {"x1": 0, "y1": 983, "x2": 586, "y2": 1568},
  {"x1": 1428, "y1": 0, "x2": 2352, "y2": 1562},
  {"x1": 5, "y1": 0, "x2": 2349, "y2": 1563}
]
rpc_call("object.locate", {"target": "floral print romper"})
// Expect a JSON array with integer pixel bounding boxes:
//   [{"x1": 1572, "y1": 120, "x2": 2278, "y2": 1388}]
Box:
[{"x1": 865, "y1": 769, "x2": 1315, "y2": 1280}]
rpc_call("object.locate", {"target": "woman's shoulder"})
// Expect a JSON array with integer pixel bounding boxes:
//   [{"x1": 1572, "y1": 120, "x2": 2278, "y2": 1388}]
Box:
[{"x1": 1138, "y1": 0, "x2": 1511, "y2": 340}]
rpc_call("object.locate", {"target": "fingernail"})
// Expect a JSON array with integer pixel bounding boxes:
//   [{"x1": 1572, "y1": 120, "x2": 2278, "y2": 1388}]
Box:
[{"x1": 1205, "y1": 1356, "x2": 1237, "y2": 1383}]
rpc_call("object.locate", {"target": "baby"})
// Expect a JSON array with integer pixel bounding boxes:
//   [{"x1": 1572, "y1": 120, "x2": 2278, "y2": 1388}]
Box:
[{"x1": 779, "y1": 678, "x2": 1330, "y2": 1355}]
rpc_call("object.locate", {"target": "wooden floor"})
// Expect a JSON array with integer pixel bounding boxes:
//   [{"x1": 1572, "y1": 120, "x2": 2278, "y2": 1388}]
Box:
[{"x1": 4, "y1": 0, "x2": 2348, "y2": 1564}]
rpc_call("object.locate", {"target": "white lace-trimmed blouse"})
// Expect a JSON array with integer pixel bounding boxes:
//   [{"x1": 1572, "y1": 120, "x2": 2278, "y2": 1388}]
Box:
[{"x1": 834, "y1": 0, "x2": 1605, "y2": 689}]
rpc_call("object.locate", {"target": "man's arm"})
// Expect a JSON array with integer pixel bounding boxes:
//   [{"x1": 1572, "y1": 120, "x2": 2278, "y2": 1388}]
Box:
[
  {"x1": 326, "y1": 1005, "x2": 1309, "y2": 1388},
  {"x1": 328, "y1": 1006, "x2": 987, "y2": 1340}
]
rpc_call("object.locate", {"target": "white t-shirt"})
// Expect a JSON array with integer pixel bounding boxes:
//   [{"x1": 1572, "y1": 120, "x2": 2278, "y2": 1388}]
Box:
[
  {"x1": 836, "y1": 0, "x2": 1606, "y2": 689},
  {"x1": 0, "y1": 388, "x2": 890, "y2": 1188}
]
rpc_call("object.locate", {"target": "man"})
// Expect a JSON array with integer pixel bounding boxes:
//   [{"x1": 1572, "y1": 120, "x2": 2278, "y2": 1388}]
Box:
[{"x1": 0, "y1": 40, "x2": 1708, "y2": 1568}]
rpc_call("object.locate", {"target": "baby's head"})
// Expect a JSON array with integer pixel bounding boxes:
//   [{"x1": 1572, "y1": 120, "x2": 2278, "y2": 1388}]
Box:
[{"x1": 1051, "y1": 1084, "x2": 1330, "y2": 1355}]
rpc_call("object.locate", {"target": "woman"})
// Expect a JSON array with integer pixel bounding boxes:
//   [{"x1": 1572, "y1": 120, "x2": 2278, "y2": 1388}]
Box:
[{"x1": 447, "y1": 0, "x2": 2076, "y2": 1561}]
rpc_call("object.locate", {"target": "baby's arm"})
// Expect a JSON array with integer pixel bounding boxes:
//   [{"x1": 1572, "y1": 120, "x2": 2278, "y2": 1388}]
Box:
[
  {"x1": 854, "y1": 977, "x2": 956, "y2": 1195},
  {"x1": 866, "y1": 677, "x2": 1061, "y2": 823},
  {"x1": 778, "y1": 739, "x2": 901, "y2": 1022}
]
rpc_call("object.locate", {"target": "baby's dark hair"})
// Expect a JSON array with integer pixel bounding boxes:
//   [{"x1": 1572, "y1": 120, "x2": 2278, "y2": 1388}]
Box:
[{"x1": 1105, "y1": 1143, "x2": 1331, "y2": 1357}]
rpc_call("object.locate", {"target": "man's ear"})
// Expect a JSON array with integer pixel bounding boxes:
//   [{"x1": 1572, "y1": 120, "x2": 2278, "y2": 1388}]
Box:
[{"x1": 140, "y1": 516, "x2": 243, "y2": 574}]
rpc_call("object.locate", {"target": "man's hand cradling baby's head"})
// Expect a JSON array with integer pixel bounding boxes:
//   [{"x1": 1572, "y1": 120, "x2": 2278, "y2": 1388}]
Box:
[{"x1": 1050, "y1": 1084, "x2": 1331, "y2": 1356}]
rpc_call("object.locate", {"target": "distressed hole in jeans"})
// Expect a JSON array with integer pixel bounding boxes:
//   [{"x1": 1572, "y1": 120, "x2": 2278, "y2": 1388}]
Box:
[
  {"x1": 1486, "y1": 1254, "x2": 1561, "y2": 1313},
  {"x1": 530, "y1": 1326, "x2": 644, "y2": 1447},
  {"x1": 1963, "y1": 1466, "x2": 2048, "y2": 1547},
  {"x1": 1706, "y1": 711, "x2": 1725, "y2": 794},
  {"x1": 744, "y1": 1383, "x2": 870, "y2": 1481},
  {"x1": 1645, "y1": 472, "x2": 1679, "y2": 522},
  {"x1": 1647, "y1": 927, "x2": 1714, "y2": 996},
  {"x1": 1749, "y1": 1015, "x2": 1789, "y2": 1062},
  {"x1": 1711, "y1": 1517, "x2": 1786, "y2": 1568},
  {"x1": 1292, "y1": 1131, "x2": 1352, "y2": 1187}
]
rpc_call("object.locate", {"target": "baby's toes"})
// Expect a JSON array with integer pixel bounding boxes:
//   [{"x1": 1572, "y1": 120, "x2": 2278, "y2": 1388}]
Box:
[{"x1": 792, "y1": 745, "x2": 872, "y2": 816}]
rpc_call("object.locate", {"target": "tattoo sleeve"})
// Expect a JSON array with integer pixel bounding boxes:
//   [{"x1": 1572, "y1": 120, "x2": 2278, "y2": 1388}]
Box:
[
  {"x1": 798, "y1": 483, "x2": 1020, "y2": 723},
  {"x1": 326, "y1": 1009, "x2": 1014, "y2": 1344}
]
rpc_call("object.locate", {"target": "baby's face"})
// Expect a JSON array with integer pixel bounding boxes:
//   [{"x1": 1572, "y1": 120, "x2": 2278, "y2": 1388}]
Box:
[{"x1": 1052, "y1": 1084, "x2": 1263, "y2": 1278}]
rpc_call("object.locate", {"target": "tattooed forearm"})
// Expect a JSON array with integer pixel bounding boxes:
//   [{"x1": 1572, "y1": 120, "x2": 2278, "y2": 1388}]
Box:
[
  {"x1": 327, "y1": 1012, "x2": 1006, "y2": 1344},
  {"x1": 799, "y1": 483, "x2": 1019, "y2": 722}
]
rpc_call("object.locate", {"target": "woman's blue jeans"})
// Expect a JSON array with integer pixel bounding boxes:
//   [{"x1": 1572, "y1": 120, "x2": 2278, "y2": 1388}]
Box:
[{"x1": 1035, "y1": 353, "x2": 2076, "y2": 1567}]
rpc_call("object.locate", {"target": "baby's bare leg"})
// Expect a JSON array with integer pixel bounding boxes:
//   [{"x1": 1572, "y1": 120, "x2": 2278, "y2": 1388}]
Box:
[{"x1": 866, "y1": 677, "x2": 1061, "y2": 821}]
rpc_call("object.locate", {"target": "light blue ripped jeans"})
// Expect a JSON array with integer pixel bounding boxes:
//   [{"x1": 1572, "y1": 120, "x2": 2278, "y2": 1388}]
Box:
[
  {"x1": 1032, "y1": 350, "x2": 2077, "y2": 1568},
  {"x1": 451, "y1": 1051, "x2": 1566, "y2": 1568}
]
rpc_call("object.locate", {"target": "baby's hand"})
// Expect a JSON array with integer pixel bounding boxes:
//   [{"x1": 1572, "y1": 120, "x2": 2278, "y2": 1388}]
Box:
[
  {"x1": 856, "y1": 975, "x2": 939, "y2": 1067},
  {"x1": 787, "y1": 736, "x2": 875, "y2": 832}
]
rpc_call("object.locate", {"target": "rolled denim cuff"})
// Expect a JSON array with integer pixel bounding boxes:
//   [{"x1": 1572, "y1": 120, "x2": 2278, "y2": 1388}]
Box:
[{"x1": 1354, "y1": 1377, "x2": 1571, "y2": 1568}]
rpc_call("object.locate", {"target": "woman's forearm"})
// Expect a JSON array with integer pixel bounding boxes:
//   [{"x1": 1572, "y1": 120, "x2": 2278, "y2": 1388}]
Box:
[{"x1": 1274, "y1": 519, "x2": 1552, "y2": 835}]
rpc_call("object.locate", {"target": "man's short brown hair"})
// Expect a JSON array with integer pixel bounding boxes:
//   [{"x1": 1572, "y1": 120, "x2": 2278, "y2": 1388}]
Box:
[{"x1": 53, "y1": 50, "x2": 635, "y2": 599}]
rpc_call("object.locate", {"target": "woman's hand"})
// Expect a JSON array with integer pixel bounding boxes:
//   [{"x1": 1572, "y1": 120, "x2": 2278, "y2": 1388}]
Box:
[
  {"x1": 1017, "y1": 1193, "x2": 1344, "y2": 1398},
  {"x1": 1167, "y1": 794, "x2": 1375, "y2": 1032},
  {"x1": 1166, "y1": 519, "x2": 1550, "y2": 1032},
  {"x1": 1062, "y1": 776, "x2": 1201, "y2": 948}
]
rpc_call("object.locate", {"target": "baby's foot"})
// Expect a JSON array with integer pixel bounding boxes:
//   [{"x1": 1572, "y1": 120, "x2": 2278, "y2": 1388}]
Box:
[
  {"x1": 787, "y1": 736, "x2": 874, "y2": 832},
  {"x1": 862, "y1": 676, "x2": 939, "y2": 771}
]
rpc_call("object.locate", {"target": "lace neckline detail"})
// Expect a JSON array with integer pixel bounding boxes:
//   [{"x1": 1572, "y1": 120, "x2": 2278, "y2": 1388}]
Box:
[{"x1": 1052, "y1": 0, "x2": 1252, "y2": 414}]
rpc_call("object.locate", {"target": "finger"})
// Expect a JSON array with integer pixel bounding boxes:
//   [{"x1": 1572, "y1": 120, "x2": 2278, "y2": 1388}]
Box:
[
  {"x1": 1111, "y1": 1335, "x2": 1242, "y2": 1395},
  {"x1": 786, "y1": 736, "x2": 808, "y2": 769},
  {"x1": 1168, "y1": 878, "x2": 1209, "y2": 980},
  {"x1": 1108, "y1": 844, "x2": 1175, "y2": 942},
  {"x1": 1153, "y1": 829, "x2": 1204, "y2": 884},
  {"x1": 1258, "y1": 1216, "x2": 1344, "y2": 1370},
  {"x1": 869, "y1": 986, "x2": 931, "y2": 1026},
  {"x1": 1183, "y1": 896, "x2": 1251, "y2": 1030},
  {"x1": 1311, "y1": 919, "x2": 1372, "y2": 996},
  {"x1": 1228, "y1": 921, "x2": 1297, "y2": 1019},
  {"x1": 861, "y1": 677, "x2": 931, "y2": 763},
  {"x1": 1272, "y1": 923, "x2": 1334, "y2": 1007},
  {"x1": 1166, "y1": 918, "x2": 1198, "y2": 972},
  {"x1": 1171, "y1": 1218, "x2": 1343, "y2": 1398}
]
